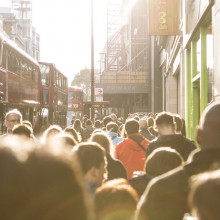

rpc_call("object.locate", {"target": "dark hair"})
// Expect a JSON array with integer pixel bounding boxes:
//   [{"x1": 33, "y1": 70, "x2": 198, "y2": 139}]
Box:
[
  {"x1": 12, "y1": 124, "x2": 33, "y2": 138},
  {"x1": 174, "y1": 114, "x2": 183, "y2": 132},
  {"x1": 74, "y1": 142, "x2": 106, "y2": 174},
  {"x1": 59, "y1": 133, "x2": 78, "y2": 149},
  {"x1": 90, "y1": 132, "x2": 111, "y2": 154},
  {"x1": 0, "y1": 136, "x2": 91, "y2": 220},
  {"x1": 155, "y1": 112, "x2": 174, "y2": 127},
  {"x1": 64, "y1": 126, "x2": 80, "y2": 143},
  {"x1": 85, "y1": 119, "x2": 93, "y2": 126},
  {"x1": 103, "y1": 116, "x2": 113, "y2": 127},
  {"x1": 106, "y1": 122, "x2": 118, "y2": 133},
  {"x1": 145, "y1": 147, "x2": 183, "y2": 177},
  {"x1": 95, "y1": 179, "x2": 138, "y2": 220},
  {"x1": 147, "y1": 117, "x2": 155, "y2": 127},
  {"x1": 125, "y1": 119, "x2": 139, "y2": 135},
  {"x1": 94, "y1": 120, "x2": 101, "y2": 129},
  {"x1": 73, "y1": 119, "x2": 83, "y2": 132},
  {"x1": 189, "y1": 170, "x2": 220, "y2": 220}
]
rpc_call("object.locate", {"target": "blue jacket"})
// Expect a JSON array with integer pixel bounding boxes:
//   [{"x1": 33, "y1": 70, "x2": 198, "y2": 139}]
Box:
[{"x1": 107, "y1": 131, "x2": 123, "y2": 146}]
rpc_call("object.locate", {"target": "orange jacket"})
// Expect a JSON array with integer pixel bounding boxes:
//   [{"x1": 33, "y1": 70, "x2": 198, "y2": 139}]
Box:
[{"x1": 114, "y1": 133, "x2": 149, "y2": 179}]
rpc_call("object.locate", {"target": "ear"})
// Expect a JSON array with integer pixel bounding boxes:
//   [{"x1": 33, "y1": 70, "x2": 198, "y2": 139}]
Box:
[{"x1": 196, "y1": 127, "x2": 201, "y2": 145}]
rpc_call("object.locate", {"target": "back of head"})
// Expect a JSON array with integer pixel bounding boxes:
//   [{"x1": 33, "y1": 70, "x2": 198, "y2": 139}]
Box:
[
  {"x1": 64, "y1": 126, "x2": 80, "y2": 143},
  {"x1": 43, "y1": 125, "x2": 63, "y2": 143},
  {"x1": 106, "y1": 122, "x2": 119, "y2": 133},
  {"x1": 155, "y1": 112, "x2": 175, "y2": 127},
  {"x1": 145, "y1": 147, "x2": 183, "y2": 177},
  {"x1": 139, "y1": 119, "x2": 148, "y2": 129},
  {"x1": 189, "y1": 170, "x2": 220, "y2": 220},
  {"x1": 73, "y1": 142, "x2": 106, "y2": 174},
  {"x1": 94, "y1": 120, "x2": 101, "y2": 128},
  {"x1": 12, "y1": 124, "x2": 33, "y2": 139},
  {"x1": 147, "y1": 117, "x2": 155, "y2": 127},
  {"x1": 0, "y1": 136, "x2": 91, "y2": 220},
  {"x1": 125, "y1": 119, "x2": 139, "y2": 135},
  {"x1": 90, "y1": 132, "x2": 111, "y2": 154},
  {"x1": 95, "y1": 178, "x2": 138, "y2": 220},
  {"x1": 197, "y1": 101, "x2": 220, "y2": 149},
  {"x1": 22, "y1": 120, "x2": 32, "y2": 128},
  {"x1": 73, "y1": 119, "x2": 83, "y2": 131},
  {"x1": 103, "y1": 116, "x2": 113, "y2": 127},
  {"x1": 85, "y1": 119, "x2": 93, "y2": 126}
]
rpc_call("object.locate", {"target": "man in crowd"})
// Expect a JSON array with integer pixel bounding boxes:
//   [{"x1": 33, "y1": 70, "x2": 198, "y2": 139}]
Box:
[
  {"x1": 2, "y1": 109, "x2": 22, "y2": 135},
  {"x1": 135, "y1": 101, "x2": 220, "y2": 220},
  {"x1": 73, "y1": 142, "x2": 107, "y2": 196},
  {"x1": 146, "y1": 112, "x2": 196, "y2": 161},
  {"x1": 114, "y1": 119, "x2": 149, "y2": 179},
  {"x1": 139, "y1": 118, "x2": 155, "y2": 141}
]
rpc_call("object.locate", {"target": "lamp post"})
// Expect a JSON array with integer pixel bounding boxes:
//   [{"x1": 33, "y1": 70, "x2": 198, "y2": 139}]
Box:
[{"x1": 91, "y1": 0, "x2": 95, "y2": 118}]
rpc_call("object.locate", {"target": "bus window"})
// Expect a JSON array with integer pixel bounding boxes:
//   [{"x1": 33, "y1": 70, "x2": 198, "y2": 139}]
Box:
[
  {"x1": 2, "y1": 47, "x2": 7, "y2": 68},
  {"x1": 43, "y1": 89, "x2": 49, "y2": 105},
  {"x1": 40, "y1": 64, "x2": 50, "y2": 86}
]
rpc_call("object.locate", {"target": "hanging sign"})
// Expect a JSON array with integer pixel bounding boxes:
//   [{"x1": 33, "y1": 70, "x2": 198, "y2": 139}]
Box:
[{"x1": 148, "y1": 0, "x2": 180, "y2": 36}]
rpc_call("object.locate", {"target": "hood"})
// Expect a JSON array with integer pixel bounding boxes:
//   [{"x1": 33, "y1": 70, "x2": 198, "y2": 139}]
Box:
[{"x1": 107, "y1": 131, "x2": 118, "y2": 138}]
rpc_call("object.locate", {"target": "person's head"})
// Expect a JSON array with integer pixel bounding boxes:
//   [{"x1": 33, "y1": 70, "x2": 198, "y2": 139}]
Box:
[
  {"x1": 4, "y1": 109, "x2": 22, "y2": 133},
  {"x1": 22, "y1": 120, "x2": 32, "y2": 128},
  {"x1": 94, "y1": 120, "x2": 102, "y2": 129},
  {"x1": 145, "y1": 147, "x2": 183, "y2": 177},
  {"x1": 139, "y1": 119, "x2": 148, "y2": 130},
  {"x1": 0, "y1": 136, "x2": 92, "y2": 220},
  {"x1": 155, "y1": 112, "x2": 175, "y2": 135},
  {"x1": 106, "y1": 122, "x2": 119, "y2": 133},
  {"x1": 64, "y1": 126, "x2": 80, "y2": 143},
  {"x1": 58, "y1": 133, "x2": 78, "y2": 150},
  {"x1": 90, "y1": 132, "x2": 111, "y2": 155},
  {"x1": 196, "y1": 101, "x2": 220, "y2": 149},
  {"x1": 85, "y1": 119, "x2": 93, "y2": 127},
  {"x1": 174, "y1": 114, "x2": 183, "y2": 134},
  {"x1": 42, "y1": 125, "x2": 63, "y2": 144},
  {"x1": 188, "y1": 170, "x2": 220, "y2": 220},
  {"x1": 103, "y1": 116, "x2": 113, "y2": 127},
  {"x1": 12, "y1": 124, "x2": 33, "y2": 139},
  {"x1": 147, "y1": 117, "x2": 155, "y2": 127},
  {"x1": 94, "y1": 178, "x2": 138, "y2": 220},
  {"x1": 73, "y1": 142, "x2": 107, "y2": 186},
  {"x1": 148, "y1": 112, "x2": 155, "y2": 118},
  {"x1": 110, "y1": 113, "x2": 117, "y2": 122},
  {"x1": 73, "y1": 119, "x2": 83, "y2": 131},
  {"x1": 125, "y1": 119, "x2": 139, "y2": 135}
]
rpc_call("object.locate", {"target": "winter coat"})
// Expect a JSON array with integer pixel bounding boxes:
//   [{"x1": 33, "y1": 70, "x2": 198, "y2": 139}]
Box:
[
  {"x1": 106, "y1": 154, "x2": 127, "y2": 180},
  {"x1": 114, "y1": 133, "x2": 149, "y2": 179},
  {"x1": 146, "y1": 134, "x2": 197, "y2": 161},
  {"x1": 137, "y1": 148, "x2": 220, "y2": 220},
  {"x1": 106, "y1": 131, "x2": 123, "y2": 146},
  {"x1": 139, "y1": 128, "x2": 155, "y2": 141}
]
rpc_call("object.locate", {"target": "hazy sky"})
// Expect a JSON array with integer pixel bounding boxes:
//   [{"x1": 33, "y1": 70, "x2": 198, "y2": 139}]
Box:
[
  {"x1": 1, "y1": 0, "x2": 107, "y2": 84},
  {"x1": 32, "y1": 0, "x2": 107, "y2": 84}
]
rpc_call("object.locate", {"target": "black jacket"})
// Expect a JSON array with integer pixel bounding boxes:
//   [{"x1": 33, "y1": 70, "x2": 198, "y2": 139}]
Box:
[
  {"x1": 106, "y1": 154, "x2": 127, "y2": 180},
  {"x1": 146, "y1": 134, "x2": 197, "y2": 161},
  {"x1": 139, "y1": 128, "x2": 155, "y2": 141},
  {"x1": 137, "y1": 148, "x2": 220, "y2": 220}
]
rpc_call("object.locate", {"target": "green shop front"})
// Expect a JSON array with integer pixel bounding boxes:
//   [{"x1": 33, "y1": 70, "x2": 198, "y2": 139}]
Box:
[{"x1": 184, "y1": 0, "x2": 214, "y2": 139}]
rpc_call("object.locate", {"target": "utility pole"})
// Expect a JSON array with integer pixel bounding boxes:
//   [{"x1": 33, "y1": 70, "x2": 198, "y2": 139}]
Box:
[{"x1": 91, "y1": 0, "x2": 95, "y2": 119}]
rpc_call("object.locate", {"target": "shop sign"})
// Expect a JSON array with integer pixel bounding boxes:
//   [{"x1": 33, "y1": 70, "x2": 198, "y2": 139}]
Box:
[
  {"x1": 148, "y1": 0, "x2": 180, "y2": 35},
  {"x1": 186, "y1": 0, "x2": 213, "y2": 34}
]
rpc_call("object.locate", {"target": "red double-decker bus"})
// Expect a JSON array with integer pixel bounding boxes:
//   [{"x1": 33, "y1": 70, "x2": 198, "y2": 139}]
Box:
[
  {"x1": 67, "y1": 86, "x2": 84, "y2": 126},
  {"x1": 0, "y1": 34, "x2": 41, "y2": 134},
  {"x1": 39, "y1": 62, "x2": 68, "y2": 128}
]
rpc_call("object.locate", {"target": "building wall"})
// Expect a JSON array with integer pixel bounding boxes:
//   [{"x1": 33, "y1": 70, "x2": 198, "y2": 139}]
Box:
[{"x1": 213, "y1": 0, "x2": 220, "y2": 101}]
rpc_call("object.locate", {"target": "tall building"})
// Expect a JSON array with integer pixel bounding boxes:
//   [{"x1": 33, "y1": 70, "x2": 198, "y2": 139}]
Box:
[
  {"x1": 97, "y1": 0, "x2": 154, "y2": 117},
  {"x1": 0, "y1": 0, "x2": 40, "y2": 60}
]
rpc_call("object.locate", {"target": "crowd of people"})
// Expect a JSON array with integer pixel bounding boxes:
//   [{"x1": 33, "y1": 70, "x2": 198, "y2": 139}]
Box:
[{"x1": 1, "y1": 102, "x2": 220, "y2": 220}]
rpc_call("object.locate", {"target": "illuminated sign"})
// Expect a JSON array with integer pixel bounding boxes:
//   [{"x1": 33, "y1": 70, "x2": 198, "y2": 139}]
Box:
[{"x1": 148, "y1": 0, "x2": 180, "y2": 35}]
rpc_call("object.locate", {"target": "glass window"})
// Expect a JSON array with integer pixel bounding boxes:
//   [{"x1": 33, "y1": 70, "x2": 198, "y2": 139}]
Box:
[
  {"x1": 207, "y1": 26, "x2": 213, "y2": 103},
  {"x1": 40, "y1": 64, "x2": 50, "y2": 86},
  {"x1": 43, "y1": 89, "x2": 49, "y2": 105}
]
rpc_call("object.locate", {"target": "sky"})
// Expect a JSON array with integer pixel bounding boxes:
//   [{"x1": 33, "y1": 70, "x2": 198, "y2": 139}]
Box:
[{"x1": 1, "y1": 0, "x2": 107, "y2": 84}]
